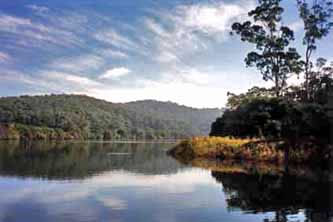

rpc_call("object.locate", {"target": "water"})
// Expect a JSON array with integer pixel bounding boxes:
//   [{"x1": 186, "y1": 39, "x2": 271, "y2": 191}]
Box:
[{"x1": 0, "y1": 141, "x2": 331, "y2": 222}]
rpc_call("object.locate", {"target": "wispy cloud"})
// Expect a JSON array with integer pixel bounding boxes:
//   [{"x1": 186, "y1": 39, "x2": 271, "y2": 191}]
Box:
[
  {"x1": 49, "y1": 55, "x2": 105, "y2": 74},
  {"x1": 99, "y1": 67, "x2": 131, "y2": 79},
  {"x1": 98, "y1": 49, "x2": 129, "y2": 59},
  {"x1": 94, "y1": 29, "x2": 138, "y2": 51},
  {"x1": 143, "y1": 0, "x2": 254, "y2": 65},
  {"x1": 0, "y1": 52, "x2": 11, "y2": 63},
  {"x1": 0, "y1": 13, "x2": 82, "y2": 48},
  {"x1": 26, "y1": 5, "x2": 49, "y2": 15},
  {"x1": 0, "y1": 69, "x2": 36, "y2": 85},
  {"x1": 42, "y1": 71, "x2": 101, "y2": 87}
]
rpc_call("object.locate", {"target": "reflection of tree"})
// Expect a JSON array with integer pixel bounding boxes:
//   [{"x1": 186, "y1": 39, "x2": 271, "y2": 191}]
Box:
[
  {"x1": 169, "y1": 154, "x2": 333, "y2": 222},
  {"x1": 0, "y1": 141, "x2": 183, "y2": 180},
  {"x1": 212, "y1": 170, "x2": 333, "y2": 222}
]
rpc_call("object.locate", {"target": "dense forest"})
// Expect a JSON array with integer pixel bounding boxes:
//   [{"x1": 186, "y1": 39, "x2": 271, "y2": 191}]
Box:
[{"x1": 0, "y1": 94, "x2": 222, "y2": 140}]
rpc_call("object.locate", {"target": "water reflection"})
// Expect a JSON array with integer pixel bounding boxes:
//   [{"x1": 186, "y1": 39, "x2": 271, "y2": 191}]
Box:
[
  {"x1": 0, "y1": 141, "x2": 184, "y2": 179},
  {"x1": 0, "y1": 141, "x2": 332, "y2": 222},
  {"x1": 175, "y1": 158, "x2": 333, "y2": 222}
]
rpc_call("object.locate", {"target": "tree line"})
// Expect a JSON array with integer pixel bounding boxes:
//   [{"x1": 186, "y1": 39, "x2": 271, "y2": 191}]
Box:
[{"x1": 0, "y1": 94, "x2": 222, "y2": 140}]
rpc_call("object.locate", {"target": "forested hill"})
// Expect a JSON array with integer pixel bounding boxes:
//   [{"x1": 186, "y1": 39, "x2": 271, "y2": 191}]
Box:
[
  {"x1": 0, "y1": 95, "x2": 223, "y2": 140},
  {"x1": 124, "y1": 100, "x2": 222, "y2": 135}
]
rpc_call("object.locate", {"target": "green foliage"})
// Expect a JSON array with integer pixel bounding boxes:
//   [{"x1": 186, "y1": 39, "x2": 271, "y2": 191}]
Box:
[
  {"x1": 0, "y1": 95, "x2": 222, "y2": 140},
  {"x1": 283, "y1": 58, "x2": 333, "y2": 104},
  {"x1": 226, "y1": 87, "x2": 275, "y2": 109},
  {"x1": 231, "y1": 0, "x2": 302, "y2": 97},
  {"x1": 297, "y1": 0, "x2": 333, "y2": 100},
  {"x1": 210, "y1": 97, "x2": 329, "y2": 141}
]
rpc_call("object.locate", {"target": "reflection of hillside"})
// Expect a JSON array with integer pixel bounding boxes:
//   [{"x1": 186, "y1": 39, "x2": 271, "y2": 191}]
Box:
[{"x1": 0, "y1": 141, "x2": 184, "y2": 180}]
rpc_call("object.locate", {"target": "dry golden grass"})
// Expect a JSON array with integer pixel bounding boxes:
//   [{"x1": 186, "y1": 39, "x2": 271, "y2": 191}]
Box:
[
  {"x1": 169, "y1": 136, "x2": 285, "y2": 162},
  {"x1": 176, "y1": 136, "x2": 255, "y2": 157},
  {"x1": 168, "y1": 136, "x2": 329, "y2": 164}
]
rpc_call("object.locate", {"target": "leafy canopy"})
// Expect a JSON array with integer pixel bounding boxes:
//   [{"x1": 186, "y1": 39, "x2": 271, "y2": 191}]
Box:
[{"x1": 231, "y1": 0, "x2": 302, "y2": 97}]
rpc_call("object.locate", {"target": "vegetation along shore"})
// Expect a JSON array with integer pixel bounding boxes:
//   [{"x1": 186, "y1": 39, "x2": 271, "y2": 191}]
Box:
[{"x1": 170, "y1": 0, "x2": 333, "y2": 164}]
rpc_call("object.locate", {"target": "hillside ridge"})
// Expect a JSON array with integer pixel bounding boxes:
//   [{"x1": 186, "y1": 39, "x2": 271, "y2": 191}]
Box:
[{"x1": 0, "y1": 94, "x2": 223, "y2": 140}]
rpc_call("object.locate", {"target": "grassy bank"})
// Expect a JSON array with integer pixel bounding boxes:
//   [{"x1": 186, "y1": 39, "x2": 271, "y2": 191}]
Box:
[{"x1": 168, "y1": 136, "x2": 330, "y2": 163}]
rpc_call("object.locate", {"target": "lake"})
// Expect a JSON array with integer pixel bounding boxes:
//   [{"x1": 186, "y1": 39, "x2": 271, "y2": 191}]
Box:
[{"x1": 0, "y1": 141, "x2": 331, "y2": 222}]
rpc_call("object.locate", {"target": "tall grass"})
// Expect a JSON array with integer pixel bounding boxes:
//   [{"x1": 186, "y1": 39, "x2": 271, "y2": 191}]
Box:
[{"x1": 169, "y1": 136, "x2": 286, "y2": 162}]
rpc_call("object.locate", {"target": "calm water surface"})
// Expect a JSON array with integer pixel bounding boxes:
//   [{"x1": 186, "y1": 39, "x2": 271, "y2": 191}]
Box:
[{"x1": 0, "y1": 141, "x2": 331, "y2": 222}]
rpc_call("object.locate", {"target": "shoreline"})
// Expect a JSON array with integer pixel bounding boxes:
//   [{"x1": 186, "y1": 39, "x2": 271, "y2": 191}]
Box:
[{"x1": 168, "y1": 136, "x2": 332, "y2": 164}]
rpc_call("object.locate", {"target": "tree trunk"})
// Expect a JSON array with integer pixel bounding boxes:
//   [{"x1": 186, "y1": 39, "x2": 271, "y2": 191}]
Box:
[
  {"x1": 275, "y1": 73, "x2": 280, "y2": 97},
  {"x1": 284, "y1": 141, "x2": 291, "y2": 173}
]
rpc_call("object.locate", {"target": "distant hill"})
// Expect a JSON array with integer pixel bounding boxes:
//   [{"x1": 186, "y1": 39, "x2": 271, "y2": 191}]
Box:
[
  {"x1": 125, "y1": 100, "x2": 222, "y2": 135},
  {"x1": 0, "y1": 95, "x2": 223, "y2": 140}
]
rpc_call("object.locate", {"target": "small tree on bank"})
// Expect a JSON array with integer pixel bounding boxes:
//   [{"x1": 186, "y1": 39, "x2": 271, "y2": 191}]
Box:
[{"x1": 231, "y1": 0, "x2": 303, "y2": 97}]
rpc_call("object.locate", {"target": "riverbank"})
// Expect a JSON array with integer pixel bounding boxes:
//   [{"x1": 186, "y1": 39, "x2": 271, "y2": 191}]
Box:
[{"x1": 168, "y1": 136, "x2": 332, "y2": 164}]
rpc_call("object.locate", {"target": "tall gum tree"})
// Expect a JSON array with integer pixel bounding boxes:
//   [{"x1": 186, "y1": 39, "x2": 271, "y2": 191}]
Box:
[
  {"x1": 296, "y1": 0, "x2": 333, "y2": 101},
  {"x1": 231, "y1": 0, "x2": 303, "y2": 97}
]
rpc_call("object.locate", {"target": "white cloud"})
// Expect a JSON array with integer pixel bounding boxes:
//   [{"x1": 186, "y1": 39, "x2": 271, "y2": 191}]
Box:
[
  {"x1": 144, "y1": 0, "x2": 254, "y2": 65},
  {"x1": 43, "y1": 71, "x2": 101, "y2": 87},
  {"x1": 99, "y1": 67, "x2": 131, "y2": 79},
  {"x1": 99, "y1": 49, "x2": 129, "y2": 59},
  {"x1": 0, "y1": 14, "x2": 34, "y2": 28},
  {"x1": 85, "y1": 79, "x2": 226, "y2": 108},
  {"x1": 178, "y1": 2, "x2": 252, "y2": 34},
  {"x1": 155, "y1": 51, "x2": 179, "y2": 63},
  {"x1": 289, "y1": 20, "x2": 304, "y2": 32},
  {"x1": 0, "y1": 52, "x2": 11, "y2": 63}
]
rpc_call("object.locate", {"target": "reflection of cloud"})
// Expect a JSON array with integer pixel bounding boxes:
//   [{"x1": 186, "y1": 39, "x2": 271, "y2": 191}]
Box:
[
  {"x1": 0, "y1": 169, "x2": 218, "y2": 207},
  {"x1": 96, "y1": 196, "x2": 128, "y2": 210},
  {"x1": 87, "y1": 169, "x2": 219, "y2": 194},
  {"x1": 0, "y1": 168, "x2": 289, "y2": 222}
]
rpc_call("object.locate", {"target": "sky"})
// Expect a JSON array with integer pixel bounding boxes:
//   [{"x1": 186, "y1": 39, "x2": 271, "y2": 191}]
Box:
[{"x1": 0, "y1": 0, "x2": 332, "y2": 108}]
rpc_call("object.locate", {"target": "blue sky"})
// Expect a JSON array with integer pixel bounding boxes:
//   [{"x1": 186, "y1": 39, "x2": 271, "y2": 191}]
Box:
[{"x1": 0, "y1": 0, "x2": 332, "y2": 108}]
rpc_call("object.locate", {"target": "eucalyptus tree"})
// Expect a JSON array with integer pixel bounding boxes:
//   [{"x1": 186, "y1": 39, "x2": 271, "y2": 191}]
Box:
[
  {"x1": 296, "y1": 0, "x2": 333, "y2": 101},
  {"x1": 231, "y1": 0, "x2": 303, "y2": 97}
]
